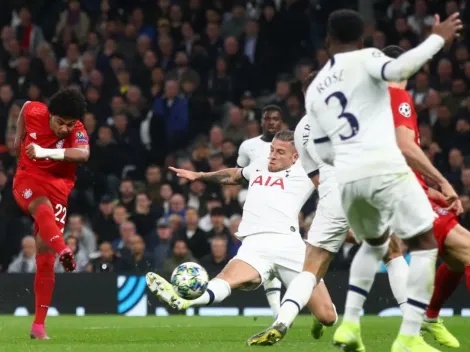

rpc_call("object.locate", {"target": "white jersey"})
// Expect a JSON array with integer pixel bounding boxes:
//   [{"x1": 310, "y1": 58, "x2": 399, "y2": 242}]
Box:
[
  {"x1": 305, "y1": 48, "x2": 410, "y2": 184},
  {"x1": 237, "y1": 136, "x2": 271, "y2": 167},
  {"x1": 238, "y1": 159, "x2": 313, "y2": 238},
  {"x1": 294, "y1": 115, "x2": 336, "y2": 198}
]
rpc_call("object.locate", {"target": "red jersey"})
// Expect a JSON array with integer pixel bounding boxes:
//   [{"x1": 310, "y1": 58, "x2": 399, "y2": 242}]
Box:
[
  {"x1": 16, "y1": 101, "x2": 89, "y2": 188},
  {"x1": 389, "y1": 86, "x2": 428, "y2": 190}
]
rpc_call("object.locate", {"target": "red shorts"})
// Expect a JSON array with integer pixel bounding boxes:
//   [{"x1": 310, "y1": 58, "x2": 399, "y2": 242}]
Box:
[
  {"x1": 430, "y1": 199, "x2": 459, "y2": 254},
  {"x1": 13, "y1": 173, "x2": 70, "y2": 235}
]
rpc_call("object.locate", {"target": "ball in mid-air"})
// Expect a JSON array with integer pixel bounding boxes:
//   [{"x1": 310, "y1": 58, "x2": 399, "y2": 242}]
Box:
[{"x1": 171, "y1": 262, "x2": 209, "y2": 299}]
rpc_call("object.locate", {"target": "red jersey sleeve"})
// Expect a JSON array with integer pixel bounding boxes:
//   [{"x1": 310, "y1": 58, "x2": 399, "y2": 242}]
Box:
[
  {"x1": 389, "y1": 86, "x2": 416, "y2": 130},
  {"x1": 69, "y1": 121, "x2": 89, "y2": 147}
]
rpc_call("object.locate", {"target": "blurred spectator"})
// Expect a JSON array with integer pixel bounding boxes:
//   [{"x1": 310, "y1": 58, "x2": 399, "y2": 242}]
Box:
[
  {"x1": 55, "y1": 0, "x2": 90, "y2": 45},
  {"x1": 86, "y1": 241, "x2": 122, "y2": 273},
  {"x1": 56, "y1": 236, "x2": 88, "y2": 273},
  {"x1": 91, "y1": 195, "x2": 118, "y2": 244},
  {"x1": 460, "y1": 194, "x2": 470, "y2": 230},
  {"x1": 207, "y1": 207, "x2": 231, "y2": 239},
  {"x1": 14, "y1": 6, "x2": 45, "y2": 55},
  {"x1": 167, "y1": 193, "x2": 186, "y2": 218},
  {"x1": 131, "y1": 192, "x2": 162, "y2": 238},
  {"x1": 224, "y1": 106, "x2": 247, "y2": 144},
  {"x1": 460, "y1": 166, "x2": 470, "y2": 194},
  {"x1": 152, "y1": 79, "x2": 189, "y2": 151},
  {"x1": 221, "y1": 3, "x2": 248, "y2": 38},
  {"x1": 64, "y1": 214, "x2": 97, "y2": 255},
  {"x1": 119, "y1": 179, "x2": 136, "y2": 213},
  {"x1": 175, "y1": 207, "x2": 210, "y2": 260},
  {"x1": 119, "y1": 234, "x2": 153, "y2": 273},
  {"x1": 7, "y1": 236, "x2": 35, "y2": 273},
  {"x1": 200, "y1": 235, "x2": 229, "y2": 277},
  {"x1": 149, "y1": 218, "x2": 173, "y2": 270},
  {"x1": 163, "y1": 239, "x2": 197, "y2": 278}
]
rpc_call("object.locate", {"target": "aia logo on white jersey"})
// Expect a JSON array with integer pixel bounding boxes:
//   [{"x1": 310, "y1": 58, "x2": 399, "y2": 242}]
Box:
[
  {"x1": 251, "y1": 175, "x2": 285, "y2": 190},
  {"x1": 398, "y1": 103, "x2": 411, "y2": 118},
  {"x1": 56, "y1": 140, "x2": 64, "y2": 148},
  {"x1": 22, "y1": 189, "x2": 33, "y2": 199}
]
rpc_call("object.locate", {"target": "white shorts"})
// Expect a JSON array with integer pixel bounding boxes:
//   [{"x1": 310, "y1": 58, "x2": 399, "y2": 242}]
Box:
[
  {"x1": 307, "y1": 186, "x2": 349, "y2": 253},
  {"x1": 340, "y1": 172, "x2": 434, "y2": 240},
  {"x1": 233, "y1": 233, "x2": 305, "y2": 289}
]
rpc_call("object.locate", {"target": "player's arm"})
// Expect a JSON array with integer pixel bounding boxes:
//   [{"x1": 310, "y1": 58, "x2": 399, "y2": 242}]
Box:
[
  {"x1": 395, "y1": 126, "x2": 448, "y2": 187},
  {"x1": 14, "y1": 101, "x2": 30, "y2": 154},
  {"x1": 364, "y1": 14, "x2": 461, "y2": 82},
  {"x1": 310, "y1": 119, "x2": 334, "y2": 166},
  {"x1": 169, "y1": 166, "x2": 245, "y2": 185},
  {"x1": 26, "y1": 144, "x2": 90, "y2": 163},
  {"x1": 236, "y1": 142, "x2": 249, "y2": 168}
]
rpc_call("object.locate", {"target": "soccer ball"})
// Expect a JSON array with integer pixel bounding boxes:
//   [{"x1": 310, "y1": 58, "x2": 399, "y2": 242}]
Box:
[{"x1": 170, "y1": 262, "x2": 209, "y2": 299}]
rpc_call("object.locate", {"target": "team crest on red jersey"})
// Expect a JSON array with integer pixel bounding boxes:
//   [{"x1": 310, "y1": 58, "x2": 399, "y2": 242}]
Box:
[
  {"x1": 22, "y1": 189, "x2": 33, "y2": 199},
  {"x1": 436, "y1": 207, "x2": 449, "y2": 216},
  {"x1": 251, "y1": 175, "x2": 285, "y2": 190}
]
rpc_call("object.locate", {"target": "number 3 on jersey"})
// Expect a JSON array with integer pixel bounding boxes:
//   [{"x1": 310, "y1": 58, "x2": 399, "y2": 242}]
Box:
[
  {"x1": 325, "y1": 91, "x2": 359, "y2": 140},
  {"x1": 54, "y1": 204, "x2": 67, "y2": 226}
]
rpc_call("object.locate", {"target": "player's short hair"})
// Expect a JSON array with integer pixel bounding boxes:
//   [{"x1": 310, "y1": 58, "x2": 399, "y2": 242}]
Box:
[
  {"x1": 327, "y1": 9, "x2": 364, "y2": 44},
  {"x1": 262, "y1": 104, "x2": 283, "y2": 119},
  {"x1": 302, "y1": 71, "x2": 318, "y2": 94},
  {"x1": 48, "y1": 88, "x2": 86, "y2": 120},
  {"x1": 382, "y1": 45, "x2": 405, "y2": 59},
  {"x1": 274, "y1": 130, "x2": 294, "y2": 144}
]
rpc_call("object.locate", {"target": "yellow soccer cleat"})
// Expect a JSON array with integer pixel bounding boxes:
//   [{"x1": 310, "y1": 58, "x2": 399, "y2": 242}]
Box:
[
  {"x1": 333, "y1": 321, "x2": 366, "y2": 352},
  {"x1": 145, "y1": 272, "x2": 191, "y2": 311},
  {"x1": 311, "y1": 318, "x2": 325, "y2": 340},
  {"x1": 391, "y1": 334, "x2": 442, "y2": 352},
  {"x1": 247, "y1": 322, "x2": 288, "y2": 346},
  {"x1": 422, "y1": 319, "x2": 460, "y2": 348}
]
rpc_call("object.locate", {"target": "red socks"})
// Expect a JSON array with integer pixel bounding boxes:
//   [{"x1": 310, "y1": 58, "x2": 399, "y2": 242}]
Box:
[
  {"x1": 426, "y1": 263, "x2": 463, "y2": 319},
  {"x1": 34, "y1": 204, "x2": 66, "y2": 254},
  {"x1": 34, "y1": 253, "x2": 56, "y2": 325}
]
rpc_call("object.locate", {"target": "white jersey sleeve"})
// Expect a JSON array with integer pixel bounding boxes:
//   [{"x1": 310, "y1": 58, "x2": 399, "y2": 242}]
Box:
[
  {"x1": 294, "y1": 116, "x2": 319, "y2": 174},
  {"x1": 363, "y1": 34, "x2": 444, "y2": 82},
  {"x1": 237, "y1": 140, "x2": 250, "y2": 167},
  {"x1": 241, "y1": 160, "x2": 259, "y2": 181}
]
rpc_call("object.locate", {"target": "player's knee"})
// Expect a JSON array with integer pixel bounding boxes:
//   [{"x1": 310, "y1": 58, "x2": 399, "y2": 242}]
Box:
[
  {"x1": 29, "y1": 197, "x2": 53, "y2": 217},
  {"x1": 316, "y1": 303, "x2": 337, "y2": 327},
  {"x1": 36, "y1": 252, "x2": 56, "y2": 271},
  {"x1": 35, "y1": 236, "x2": 55, "y2": 255},
  {"x1": 406, "y1": 229, "x2": 436, "y2": 251}
]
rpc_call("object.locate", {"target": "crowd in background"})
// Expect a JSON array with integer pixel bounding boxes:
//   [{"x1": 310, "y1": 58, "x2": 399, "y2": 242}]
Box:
[{"x1": 0, "y1": 0, "x2": 469, "y2": 277}]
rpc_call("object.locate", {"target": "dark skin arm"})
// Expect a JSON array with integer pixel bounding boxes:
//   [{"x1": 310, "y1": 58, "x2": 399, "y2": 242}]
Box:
[
  {"x1": 168, "y1": 166, "x2": 245, "y2": 185},
  {"x1": 25, "y1": 144, "x2": 90, "y2": 164},
  {"x1": 14, "y1": 101, "x2": 29, "y2": 155},
  {"x1": 395, "y1": 126, "x2": 463, "y2": 214}
]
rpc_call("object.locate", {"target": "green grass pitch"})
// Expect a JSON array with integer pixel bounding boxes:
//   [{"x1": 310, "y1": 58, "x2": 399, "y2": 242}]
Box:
[{"x1": 0, "y1": 316, "x2": 468, "y2": 351}]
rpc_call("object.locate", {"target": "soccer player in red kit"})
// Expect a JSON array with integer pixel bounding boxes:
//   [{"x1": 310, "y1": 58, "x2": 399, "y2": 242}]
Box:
[
  {"x1": 385, "y1": 45, "x2": 470, "y2": 348},
  {"x1": 13, "y1": 88, "x2": 89, "y2": 339}
]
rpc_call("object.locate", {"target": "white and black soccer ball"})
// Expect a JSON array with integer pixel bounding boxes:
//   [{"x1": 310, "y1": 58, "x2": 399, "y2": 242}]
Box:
[{"x1": 398, "y1": 102, "x2": 411, "y2": 118}]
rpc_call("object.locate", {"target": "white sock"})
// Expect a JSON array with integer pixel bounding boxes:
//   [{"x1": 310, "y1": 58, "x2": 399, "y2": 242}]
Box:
[
  {"x1": 400, "y1": 249, "x2": 438, "y2": 336},
  {"x1": 264, "y1": 278, "x2": 282, "y2": 318},
  {"x1": 385, "y1": 256, "x2": 409, "y2": 313},
  {"x1": 275, "y1": 272, "x2": 317, "y2": 327},
  {"x1": 189, "y1": 278, "x2": 231, "y2": 306},
  {"x1": 344, "y1": 240, "x2": 389, "y2": 324}
]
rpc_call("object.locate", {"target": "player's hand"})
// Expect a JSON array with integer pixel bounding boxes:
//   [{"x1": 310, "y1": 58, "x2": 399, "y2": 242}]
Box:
[
  {"x1": 168, "y1": 166, "x2": 201, "y2": 181},
  {"x1": 449, "y1": 199, "x2": 464, "y2": 216},
  {"x1": 440, "y1": 181, "x2": 460, "y2": 208},
  {"x1": 432, "y1": 13, "x2": 463, "y2": 43},
  {"x1": 25, "y1": 143, "x2": 42, "y2": 160}
]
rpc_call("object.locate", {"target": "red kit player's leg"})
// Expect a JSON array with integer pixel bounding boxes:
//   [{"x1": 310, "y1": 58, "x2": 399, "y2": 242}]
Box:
[
  {"x1": 426, "y1": 263, "x2": 462, "y2": 320},
  {"x1": 442, "y1": 224, "x2": 470, "y2": 292},
  {"x1": 32, "y1": 202, "x2": 67, "y2": 254}
]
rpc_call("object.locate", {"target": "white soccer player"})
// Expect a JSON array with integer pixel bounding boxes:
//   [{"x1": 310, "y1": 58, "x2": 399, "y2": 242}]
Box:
[
  {"x1": 237, "y1": 105, "x2": 285, "y2": 319},
  {"x1": 303, "y1": 9, "x2": 461, "y2": 352},
  {"x1": 248, "y1": 73, "x2": 409, "y2": 346},
  {"x1": 146, "y1": 131, "x2": 337, "y2": 337}
]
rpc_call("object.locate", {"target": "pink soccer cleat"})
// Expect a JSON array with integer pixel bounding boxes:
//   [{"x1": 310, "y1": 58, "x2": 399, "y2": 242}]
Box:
[
  {"x1": 30, "y1": 323, "x2": 50, "y2": 340},
  {"x1": 59, "y1": 247, "x2": 76, "y2": 272}
]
